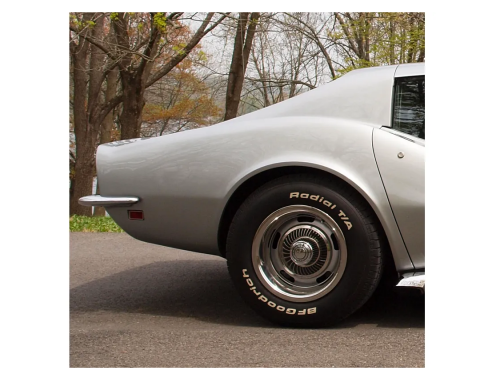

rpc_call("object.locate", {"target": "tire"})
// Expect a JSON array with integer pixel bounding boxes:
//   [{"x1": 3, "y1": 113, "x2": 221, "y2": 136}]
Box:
[{"x1": 226, "y1": 174, "x2": 384, "y2": 327}]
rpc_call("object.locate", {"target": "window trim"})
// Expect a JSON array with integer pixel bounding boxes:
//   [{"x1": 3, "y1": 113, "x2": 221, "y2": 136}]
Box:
[
  {"x1": 380, "y1": 126, "x2": 425, "y2": 147},
  {"x1": 391, "y1": 75, "x2": 425, "y2": 140}
]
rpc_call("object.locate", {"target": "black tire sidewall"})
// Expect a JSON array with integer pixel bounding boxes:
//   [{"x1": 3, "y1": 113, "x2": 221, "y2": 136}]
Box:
[{"x1": 227, "y1": 175, "x2": 381, "y2": 326}]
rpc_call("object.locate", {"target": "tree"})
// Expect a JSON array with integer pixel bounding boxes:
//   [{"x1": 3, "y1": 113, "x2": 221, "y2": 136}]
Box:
[
  {"x1": 245, "y1": 13, "x2": 324, "y2": 111},
  {"x1": 93, "y1": 26, "x2": 119, "y2": 217},
  {"x1": 109, "y1": 12, "x2": 229, "y2": 139},
  {"x1": 69, "y1": 12, "x2": 425, "y2": 216},
  {"x1": 70, "y1": 13, "x2": 110, "y2": 216},
  {"x1": 69, "y1": 12, "x2": 228, "y2": 216},
  {"x1": 331, "y1": 12, "x2": 425, "y2": 73},
  {"x1": 279, "y1": 12, "x2": 337, "y2": 79},
  {"x1": 142, "y1": 60, "x2": 221, "y2": 136},
  {"x1": 224, "y1": 12, "x2": 260, "y2": 120}
]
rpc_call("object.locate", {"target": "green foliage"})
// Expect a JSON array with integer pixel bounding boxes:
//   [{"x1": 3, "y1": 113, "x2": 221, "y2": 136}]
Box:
[
  {"x1": 153, "y1": 12, "x2": 167, "y2": 32},
  {"x1": 172, "y1": 42, "x2": 187, "y2": 55},
  {"x1": 70, "y1": 14, "x2": 95, "y2": 29},
  {"x1": 110, "y1": 12, "x2": 119, "y2": 21},
  {"x1": 197, "y1": 50, "x2": 207, "y2": 62},
  {"x1": 336, "y1": 58, "x2": 375, "y2": 77},
  {"x1": 70, "y1": 215, "x2": 124, "y2": 232},
  {"x1": 332, "y1": 12, "x2": 425, "y2": 74}
]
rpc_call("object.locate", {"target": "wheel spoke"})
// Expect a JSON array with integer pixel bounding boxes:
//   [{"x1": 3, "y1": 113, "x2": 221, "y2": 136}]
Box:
[{"x1": 252, "y1": 205, "x2": 347, "y2": 303}]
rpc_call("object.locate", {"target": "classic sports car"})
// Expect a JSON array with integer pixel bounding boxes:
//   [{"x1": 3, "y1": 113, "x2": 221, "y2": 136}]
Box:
[{"x1": 80, "y1": 62, "x2": 425, "y2": 327}]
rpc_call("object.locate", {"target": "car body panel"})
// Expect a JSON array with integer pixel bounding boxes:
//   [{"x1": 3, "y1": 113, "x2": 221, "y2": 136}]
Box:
[
  {"x1": 237, "y1": 64, "x2": 397, "y2": 127},
  {"x1": 395, "y1": 62, "x2": 425, "y2": 78},
  {"x1": 373, "y1": 127, "x2": 425, "y2": 268},
  {"x1": 99, "y1": 117, "x2": 414, "y2": 271},
  {"x1": 93, "y1": 63, "x2": 426, "y2": 273}
]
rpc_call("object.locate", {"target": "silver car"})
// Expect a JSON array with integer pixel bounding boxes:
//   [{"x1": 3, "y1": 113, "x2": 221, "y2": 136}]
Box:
[{"x1": 80, "y1": 62, "x2": 425, "y2": 327}]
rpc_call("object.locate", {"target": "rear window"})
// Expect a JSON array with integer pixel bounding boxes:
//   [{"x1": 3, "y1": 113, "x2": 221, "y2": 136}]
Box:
[{"x1": 392, "y1": 76, "x2": 425, "y2": 139}]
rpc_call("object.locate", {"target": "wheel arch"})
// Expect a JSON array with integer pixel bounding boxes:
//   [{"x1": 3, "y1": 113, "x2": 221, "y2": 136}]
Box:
[{"x1": 217, "y1": 165, "x2": 396, "y2": 277}]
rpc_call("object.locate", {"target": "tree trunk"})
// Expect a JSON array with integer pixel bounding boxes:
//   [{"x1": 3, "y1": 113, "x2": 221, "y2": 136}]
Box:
[
  {"x1": 417, "y1": 46, "x2": 425, "y2": 62},
  {"x1": 389, "y1": 15, "x2": 395, "y2": 65},
  {"x1": 69, "y1": 12, "x2": 228, "y2": 215},
  {"x1": 224, "y1": 12, "x2": 260, "y2": 121},
  {"x1": 112, "y1": 12, "x2": 226, "y2": 138},
  {"x1": 406, "y1": 14, "x2": 417, "y2": 63},
  {"x1": 119, "y1": 73, "x2": 145, "y2": 139},
  {"x1": 416, "y1": 14, "x2": 425, "y2": 62},
  {"x1": 93, "y1": 66, "x2": 118, "y2": 217},
  {"x1": 113, "y1": 13, "x2": 158, "y2": 140},
  {"x1": 69, "y1": 12, "x2": 106, "y2": 216},
  {"x1": 70, "y1": 13, "x2": 92, "y2": 216},
  {"x1": 93, "y1": 183, "x2": 104, "y2": 216},
  {"x1": 70, "y1": 141, "x2": 96, "y2": 216}
]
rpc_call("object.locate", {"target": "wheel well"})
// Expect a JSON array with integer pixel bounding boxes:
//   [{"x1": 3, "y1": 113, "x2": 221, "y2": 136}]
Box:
[{"x1": 217, "y1": 166, "x2": 395, "y2": 278}]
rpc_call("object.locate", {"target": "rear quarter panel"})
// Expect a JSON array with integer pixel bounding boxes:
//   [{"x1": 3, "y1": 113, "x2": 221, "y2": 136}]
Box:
[
  {"x1": 98, "y1": 116, "x2": 414, "y2": 272},
  {"x1": 97, "y1": 64, "x2": 418, "y2": 272}
]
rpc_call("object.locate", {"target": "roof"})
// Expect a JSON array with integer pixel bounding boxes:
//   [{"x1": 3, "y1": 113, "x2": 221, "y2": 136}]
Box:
[
  {"x1": 231, "y1": 64, "x2": 400, "y2": 127},
  {"x1": 395, "y1": 62, "x2": 425, "y2": 78}
]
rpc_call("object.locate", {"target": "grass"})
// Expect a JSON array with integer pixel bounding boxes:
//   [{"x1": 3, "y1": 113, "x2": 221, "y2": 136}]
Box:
[{"x1": 70, "y1": 215, "x2": 124, "y2": 232}]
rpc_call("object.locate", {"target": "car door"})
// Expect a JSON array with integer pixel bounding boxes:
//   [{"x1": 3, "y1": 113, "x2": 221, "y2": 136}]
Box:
[{"x1": 373, "y1": 73, "x2": 425, "y2": 269}]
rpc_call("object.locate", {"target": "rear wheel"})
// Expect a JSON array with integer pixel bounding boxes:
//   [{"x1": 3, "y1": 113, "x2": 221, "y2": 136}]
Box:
[{"x1": 226, "y1": 174, "x2": 385, "y2": 327}]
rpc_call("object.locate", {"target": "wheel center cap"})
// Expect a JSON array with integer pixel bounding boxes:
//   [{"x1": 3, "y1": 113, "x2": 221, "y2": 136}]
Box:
[{"x1": 291, "y1": 241, "x2": 314, "y2": 266}]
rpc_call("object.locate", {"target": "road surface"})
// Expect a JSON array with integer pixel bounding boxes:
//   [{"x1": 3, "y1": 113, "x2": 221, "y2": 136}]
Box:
[{"x1": 70, "y1": 232, "x2": 424, "y2": 368}]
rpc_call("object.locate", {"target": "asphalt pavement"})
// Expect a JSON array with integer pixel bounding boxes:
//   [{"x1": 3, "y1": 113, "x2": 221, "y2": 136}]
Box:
[{"x1": 70, "y1": 232, "x2": 425, "y2": 368}]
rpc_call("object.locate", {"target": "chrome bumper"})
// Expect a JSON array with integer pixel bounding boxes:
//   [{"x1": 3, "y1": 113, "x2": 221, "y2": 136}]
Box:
[
  {"x1": 78, "y1": 195, "x2": 139, "y2": 207},
  {"x1": 396, "y1": 272, "x2": 425, "y2": 292}
]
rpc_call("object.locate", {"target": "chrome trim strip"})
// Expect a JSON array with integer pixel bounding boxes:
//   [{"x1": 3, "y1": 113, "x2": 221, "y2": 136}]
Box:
[
  {"x1": 380, "y1": 127, "x2": 425, "y2": 146},
  {"x1": 396, "y1": 273, "x2": 425, "y2": 289},
  {"x1": 78, "y1": 195, "x2": 139, "y2": 207}
]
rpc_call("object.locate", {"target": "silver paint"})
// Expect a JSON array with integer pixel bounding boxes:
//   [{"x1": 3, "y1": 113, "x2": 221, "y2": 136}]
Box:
[
  {"x1": 90, "y1": 63, "x2": 425, "y2": 273},
  {"x1": 373, "y1": 128, "x2": 425, "y2": 268},
  {"x1": 394, "y1": 62, "x2": 425, "y2": 78}
]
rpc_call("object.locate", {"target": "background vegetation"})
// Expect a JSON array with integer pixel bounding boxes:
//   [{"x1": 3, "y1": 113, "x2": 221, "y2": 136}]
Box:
[
  {"x1": 69, "y1": 215, "x2": 123, "y2": 232},
  {"x1": 69, "y1": 12, "x2": 425, "y2": 221}
]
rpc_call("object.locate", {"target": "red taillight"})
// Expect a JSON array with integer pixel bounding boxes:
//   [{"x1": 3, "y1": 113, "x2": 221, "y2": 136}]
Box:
[{"x1": 128, "y1": 210, "x2": 144, "y2": 220}]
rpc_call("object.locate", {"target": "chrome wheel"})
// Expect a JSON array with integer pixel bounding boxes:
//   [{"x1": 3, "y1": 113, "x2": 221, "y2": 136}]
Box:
[{"x1": 252, "y1": 205, "x2": 347, "y2": 302}]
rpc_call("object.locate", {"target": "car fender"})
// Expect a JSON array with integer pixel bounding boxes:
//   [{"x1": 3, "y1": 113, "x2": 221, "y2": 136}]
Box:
[{"x1": 98, "y1": 115, "x2": 414, "y2": 272}]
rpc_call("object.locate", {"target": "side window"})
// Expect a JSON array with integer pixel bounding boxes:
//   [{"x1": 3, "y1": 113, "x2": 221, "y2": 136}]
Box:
[{"x1": 392, "y1": 76, "x2": 425, "y2": 139}]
